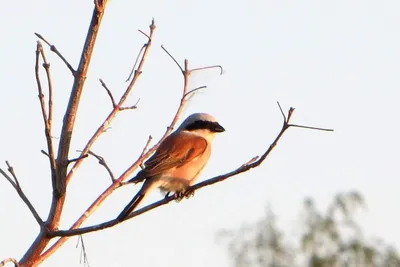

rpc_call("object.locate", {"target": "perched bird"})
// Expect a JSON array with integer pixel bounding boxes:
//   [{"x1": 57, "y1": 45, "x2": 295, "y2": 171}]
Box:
[{"x1": 117, "y1": 113, "x2": 225, "y2": 221}]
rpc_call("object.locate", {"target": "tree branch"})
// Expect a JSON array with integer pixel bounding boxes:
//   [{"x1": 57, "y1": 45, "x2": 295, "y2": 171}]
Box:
[
  {"x1": 0, "y1": 162, "x2": 43, "y2": 226},
  {"x1": 39, "y1": 45, "x2": 222, "y2": 262},
  {"x1": 34, "y1": 33, "x2": 76, "y2": 76},
  {"x1": 64, "y1": 19, "x2": 156, "y2": 186},
  {"x1": 99, "y1": 78, "x2": 116, "y2": 108},
  {"x1": 35, "y1": 42, "x2": 57, "y2": 187},
  {"x1": 48, "y1": 104, "x2": 333, "y2": 237},
  {"x1": 86, "y1": 150, "x2": 116, "y2": 182},
  {"x1": 20, "y1": 2, "x2": 110, "y2": 266}
]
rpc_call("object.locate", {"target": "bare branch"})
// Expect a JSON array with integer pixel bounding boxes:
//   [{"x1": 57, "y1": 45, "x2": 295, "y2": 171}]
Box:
[
  {"x1": 47, "y1": 105, "x2": 333, "y2": 237},
  {"x1": 189, "y1": 64, "x2": 224, "y2": 75},
  {"x1": 126, "y1": 44, "x2": 146, "y2": 82},
  {"x1": 0, "y1": 258, "x2": 19, "y2": 267},
  {"x1": 288, "y1": 124, "x2": 334, "y2": 132},
  {"x1": 41, "y1": 38, "x2": 230, "y2": 259},
  {"x1": 119, "y1": 98, "x2": 140, "y2": 111},
  {"x1": 184, "y1": 85, "x2": 207, "y2": 99},
  {"x1": 140, "y1": 135, "x2": 153, "y2": 158},
  {"x1": 86, "y1": 150, "x2": 116, "y2": 182},
  {"x1": 21, "y1": 3, "x2": 111, "y2": 266},
  {"x1": 277, "y1": 101, "x2": 286, "y2": 122},
  {"x1": 41, "y1": 150, "x2": 49, "y2": 157},
  {"x1": 65, "y1": 19, "x2": 156, "y2": 187},
  {"x1": 35, "y1": 42, "x2": 57, "y2": 181},
  {"x1": 0, "y1": 168, "x2": 17, "y2": 189},
  {"x1": 138, "y1": 29, "x2": 150, "y2": 40},
  {"x1": 6, "y1": 161, "x2": 19, "y2": 188},
  {"x1": 0, "y1": 163, "x2": 44, "y2": 226},
  {"x1": 68, "y1": 154, "x2": 89, "y2": 165},
  {"x1": 161, "y1": 45, "x2": 184, "y2": 74},
  {"x1": 34, "y1": 33, "x2": 76, "y2": 76},
  {"x1": 99, "y1": 79, "x2": 116, "y2": 107},
  {"x1": 37, "y1": 43, "x2": 54, "y2": 128}
]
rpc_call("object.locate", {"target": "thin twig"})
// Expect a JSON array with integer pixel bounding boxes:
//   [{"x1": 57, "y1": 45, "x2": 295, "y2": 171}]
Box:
[
  {"x1": 86, "y1": 150, "x2": 116, "y2": 182},
  {"x1": 119, "y1": 98, "x2": 140, "y2": 111},
  {"x1": 189, "y1": 64, "x2": 224, "y2": 75},
  {"x1": 37, "y1": 43, "x2": 54, "y2": 128},
  {"x1": 35, "y1": 42, "x2": 57, "y2": 182},
  {"x1": 138, "y1": 29, "x2": 150, "y2": 40},
  {"x1": 41, "y1": 150, "x2": 50, "y2": 157},
  {"x1": 0, "y1": 163, "x2": 44, "y2": 226},
  {"x1": 6, "y1": 161, "x2": 19, "y2": 188},
  {"x1": 183, "y1": 85, "x2": 207, "y2": 99},
  {"x1": 140, "y1": 135, "x2": 153, "y2": 158},
  {"x1": 68, "y1": 154, "x2": 89, "y2": 165},
  {"x1": 288, "y1": 124, "x2": 334, "y2": 132},
  {"x1": 99, "y1": 79, "x2": 116, "y2": 107},
  {"x1": 126, "y1": 44, "x2": 146, "y2": 82},
  {"x1": 0, "y1": 258, "x2": 20, "y2": 267},
  {"x1": 277, "y1": 101, "x2": 286, "y2": 122},
  {"x1": 34, "y1": 33, "x2": 76, "y2": 76},
  {"x1": 161, "y1": 45, "x2": 184, "y2": 74},
  {"x1": 138, "y1": 135, "x2": 153, "y2": 170}
]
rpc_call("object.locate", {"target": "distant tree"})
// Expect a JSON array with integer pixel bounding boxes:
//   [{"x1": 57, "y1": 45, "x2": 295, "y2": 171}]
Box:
[{"x1": 219, "y1": 191, "x2": 400, "y2": 267}]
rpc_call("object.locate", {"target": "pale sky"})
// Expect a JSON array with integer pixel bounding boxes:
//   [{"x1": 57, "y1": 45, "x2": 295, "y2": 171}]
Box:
[{"x1": 1, "y1": 0, "x2": 400, "y2": 266}]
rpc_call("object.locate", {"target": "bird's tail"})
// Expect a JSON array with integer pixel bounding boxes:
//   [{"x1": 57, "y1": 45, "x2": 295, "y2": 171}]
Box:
[
  {"x1": 117, "y1": 180, "x2": 157, "y2": 221},
  {"x1": 117, "y1": 190, "x2": 146, "y2": 221},
  {"x1": 127, "y1": 170, "x2": 146, "y2": 184}
]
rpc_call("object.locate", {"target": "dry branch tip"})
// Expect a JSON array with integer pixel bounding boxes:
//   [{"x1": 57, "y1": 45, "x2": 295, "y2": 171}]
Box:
[{"x1": 161, "y1": 45, "x2": 184, "y2": 74}]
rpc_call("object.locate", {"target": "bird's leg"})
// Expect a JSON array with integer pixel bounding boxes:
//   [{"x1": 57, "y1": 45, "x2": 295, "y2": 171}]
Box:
[{"x1": 164, "y1": 192, "x2": 171, "y2": 199}]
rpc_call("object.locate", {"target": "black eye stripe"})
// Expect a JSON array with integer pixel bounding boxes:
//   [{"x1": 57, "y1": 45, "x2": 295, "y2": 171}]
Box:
[{"x1": 185, "y1": 120, "x2": 224, "y2": 132}]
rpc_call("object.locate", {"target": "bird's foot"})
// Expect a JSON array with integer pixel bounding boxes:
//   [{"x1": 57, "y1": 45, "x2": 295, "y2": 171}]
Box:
[
  {"x1": 174, "y1": 189, "x2": 195, "y2": 202},
  {"x1": 174, "y1": 191, "x2": 185, "y2": 202},
  {"x1": 184, "y1": 189, "x2": 195, "y2": 199}
]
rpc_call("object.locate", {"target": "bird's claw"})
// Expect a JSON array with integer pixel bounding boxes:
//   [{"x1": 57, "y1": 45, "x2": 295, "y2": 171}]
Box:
[{"x1": 174, "y1": 189, "x2": 195, "y2": 202}]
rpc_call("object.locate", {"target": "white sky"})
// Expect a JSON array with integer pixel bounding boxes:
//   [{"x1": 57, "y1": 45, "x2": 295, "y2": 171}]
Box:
[{"x1": 1, "y1": 0, "x2": 400, "y2": 266}]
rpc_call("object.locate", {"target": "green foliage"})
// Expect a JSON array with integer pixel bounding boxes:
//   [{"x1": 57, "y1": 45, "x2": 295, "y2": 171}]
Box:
[{"x1": 219, "y1": 191, "x2": 400, "y2": 267}]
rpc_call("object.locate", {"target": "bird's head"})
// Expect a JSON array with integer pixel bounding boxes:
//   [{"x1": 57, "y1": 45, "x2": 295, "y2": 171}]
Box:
[{"x1": 178, "y1": 113, "x2": 225, "y2": 141}]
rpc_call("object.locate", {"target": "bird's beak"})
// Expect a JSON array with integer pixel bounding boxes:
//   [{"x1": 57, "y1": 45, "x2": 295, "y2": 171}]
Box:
[{"x1": 213, "y1": 122, "x2": 225, "y2": 132}]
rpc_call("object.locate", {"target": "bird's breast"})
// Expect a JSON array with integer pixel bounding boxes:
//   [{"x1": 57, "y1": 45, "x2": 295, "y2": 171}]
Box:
[{"x1": 158, "y1": 146, "x2": 211, "y2": 192}]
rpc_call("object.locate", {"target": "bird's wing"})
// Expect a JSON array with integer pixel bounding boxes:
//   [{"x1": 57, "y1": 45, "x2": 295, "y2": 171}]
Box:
[{"x1": 142, "y1": 132, "x2": 208, "y2": 177}]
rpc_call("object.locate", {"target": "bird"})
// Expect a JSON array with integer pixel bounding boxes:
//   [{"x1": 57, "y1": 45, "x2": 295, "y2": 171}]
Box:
[{"x1": 116, "y1": 113, "x2": 225, "y2": 221}]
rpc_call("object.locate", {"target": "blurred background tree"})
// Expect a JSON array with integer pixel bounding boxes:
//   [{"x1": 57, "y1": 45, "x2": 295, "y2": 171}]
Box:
[{"x1": 219, "y1": 191, "x2": 400, "y2": 267}]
